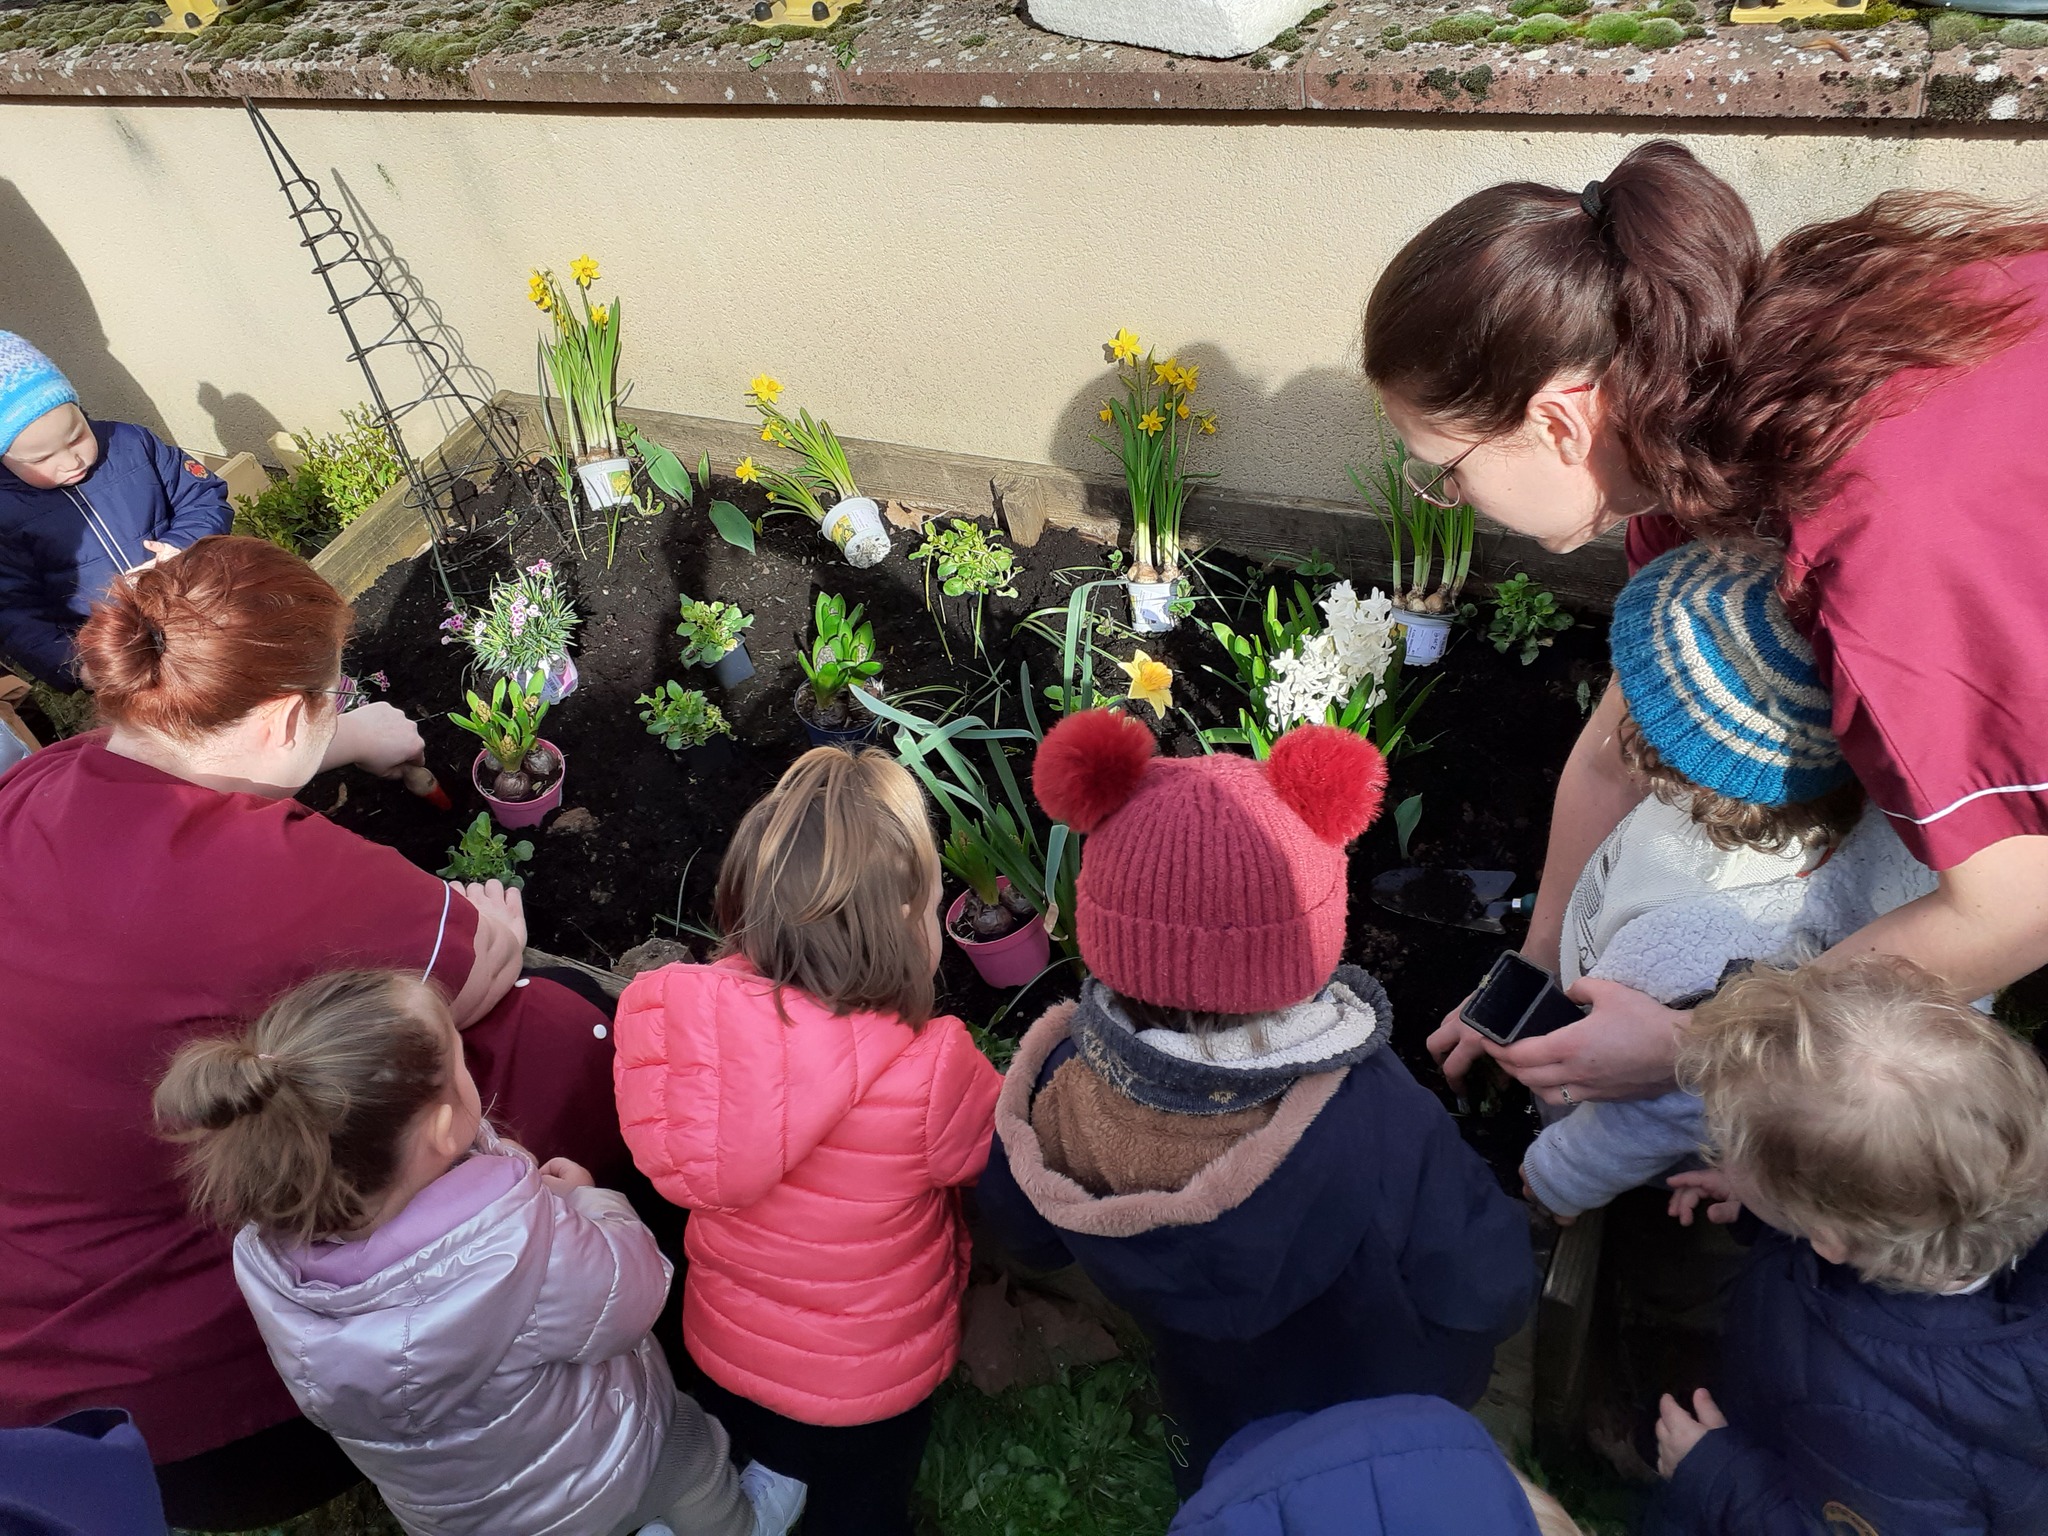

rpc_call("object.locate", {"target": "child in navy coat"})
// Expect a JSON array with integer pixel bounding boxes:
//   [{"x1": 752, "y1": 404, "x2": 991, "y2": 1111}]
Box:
[
  {"x1": 976, "y1": 712, "x2": 1537, "y2": 1494},
  {"x1": 1650, "y1": 956, "x2": 2048, "y2": 1535},
  {"x1": 0, "y1": 332, "x2": 230, "y2": 688}
]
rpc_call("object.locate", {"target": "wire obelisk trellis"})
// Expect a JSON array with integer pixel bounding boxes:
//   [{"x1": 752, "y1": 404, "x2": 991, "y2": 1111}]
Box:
[{"x1": 243, "y1": 98, "x2": 526, "y2": 596}]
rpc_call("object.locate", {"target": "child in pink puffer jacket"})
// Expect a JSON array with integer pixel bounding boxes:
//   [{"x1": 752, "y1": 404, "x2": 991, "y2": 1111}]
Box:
[{"x1": 616, "y1": 745, "x2": 1003, "y2": 1536}]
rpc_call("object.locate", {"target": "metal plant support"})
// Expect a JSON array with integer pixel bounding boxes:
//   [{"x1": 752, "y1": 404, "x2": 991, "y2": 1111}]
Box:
[{"x1": 243, "y1": 98, "x2": 527, "y2": 593}]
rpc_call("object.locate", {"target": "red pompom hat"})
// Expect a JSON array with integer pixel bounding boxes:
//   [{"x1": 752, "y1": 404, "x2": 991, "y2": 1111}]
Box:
[{"x1": 1034, "y1": 710, "x2": 1387, "y2": 1015}]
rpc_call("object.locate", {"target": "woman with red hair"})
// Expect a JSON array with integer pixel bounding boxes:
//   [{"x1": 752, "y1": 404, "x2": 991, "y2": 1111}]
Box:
[
  {"x1": 1364, "y1": 143, "x2": 2048, "y2": 1112},
  {"x1": 0, "y1": 536, "x2": 626, "y2": 1530}
]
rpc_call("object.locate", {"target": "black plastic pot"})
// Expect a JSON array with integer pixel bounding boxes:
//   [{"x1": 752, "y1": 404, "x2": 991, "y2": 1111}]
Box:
[
  {"x1": 678, "y1": 734, "x2": 739, "y2": 776},
  {"x1": 708, "y1": 642, "x2": 755, "y2": 689},
  {"x1": 794, "y1": 683, "x2": 880, "y2": 749}
]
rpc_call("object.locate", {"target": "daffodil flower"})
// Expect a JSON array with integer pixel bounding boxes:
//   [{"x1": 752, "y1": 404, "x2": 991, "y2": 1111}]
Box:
[
  {"x1": 762, "y1": 424, "x2": 780, "y2": 442},
  {"x1": 1179, "y1": 363, "x2": 1200, "y2": 394},
  {"x1": 750, "y1": 375, "x2": 784, "y2": 406},
  {"x1": 736, "y1": 457, "x2": 759, "y2": 483},
  {"x1": 1138, "y1": 409, "x2": 1165, "y2": 435},
  {"x1": 1200, "y1": 414, "x2": 1219, "y2": 435},
  {"x1": 570, "y1": 254, "x2": 600, "y2": 287},
  {"x1": 528, "y1": 272, "x2": 553, "y2": 312},
  {"x1": 1119, "y1": 651, "x2": 1174, "y2": 719},
  {"x1": 590, "y1": 304, "x2": 610, "y2": 327},
  {"x1": 1107, "y1": 328, "x2": 1141, "y2": 363},
  {"x1": 1176, "y1": 400, "x2": 1191, "y2": 419},
  {"x1": 1099, "y1": 404, "x2": 1114, "y2": 423},
  {"x1": 1154, "y1": 358, "x2": 1182, "y2": 389}
]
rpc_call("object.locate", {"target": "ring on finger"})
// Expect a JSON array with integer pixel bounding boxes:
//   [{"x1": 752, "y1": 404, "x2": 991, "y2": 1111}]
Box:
[{"x1": 1559, "y1": 1085, "x2": 1574, "y2": 1104}]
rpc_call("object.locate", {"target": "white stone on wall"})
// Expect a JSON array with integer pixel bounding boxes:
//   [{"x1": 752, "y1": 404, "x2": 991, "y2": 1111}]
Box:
[{"x1": 1026, "y1": 0, "x2": 1320, "y2": 58}]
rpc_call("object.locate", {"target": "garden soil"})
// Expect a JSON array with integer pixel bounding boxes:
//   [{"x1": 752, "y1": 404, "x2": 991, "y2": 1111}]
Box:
[{"x1": 328, "y1": 466, "x2": 1611, "y2": 1186}]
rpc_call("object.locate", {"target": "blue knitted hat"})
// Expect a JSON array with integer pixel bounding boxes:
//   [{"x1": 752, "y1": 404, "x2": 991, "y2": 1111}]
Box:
[
  {"x1": 0, "y1": 332, "x2": 78, "y2": 457},
  {"x1": 1610, "y1": 542, "x2": 1849, "y2": 807}
]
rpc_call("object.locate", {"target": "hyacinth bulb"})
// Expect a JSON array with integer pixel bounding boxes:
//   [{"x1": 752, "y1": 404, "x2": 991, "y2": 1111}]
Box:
[
  {"x1": 524, "y1": 744, "x2": 559, "y2": 781},
  {"x1": 492, "y1": 768, "x2": 534, "y2": 802}
]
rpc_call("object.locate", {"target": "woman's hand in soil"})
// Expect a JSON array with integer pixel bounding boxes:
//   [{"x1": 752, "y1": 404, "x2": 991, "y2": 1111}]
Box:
[
  {"x1": 1493, "y1": 977, "x2": 1684, "y2": 1105},
  {"x1": 539, "y1": 1157, "x2": 595, "y2": 1196},
  {"x1": 1655, "y1": 1389, "x2": 1727, "y2": 1479},
  {"x1": 321, "y1": 701, "x2": 425, "y2": 777},
  {"x1": 1667, "y1": 1169, "x2": 1744, "y2": 1228},
  {"x1": 448, "y1": 879, "x2": 527, "y2": 1028}
]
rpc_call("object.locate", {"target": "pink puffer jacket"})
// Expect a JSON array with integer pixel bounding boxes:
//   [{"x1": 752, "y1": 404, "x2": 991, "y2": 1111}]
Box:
[{"x1": 615, "y1": 956, "x2": 1001, "y2": 1425}]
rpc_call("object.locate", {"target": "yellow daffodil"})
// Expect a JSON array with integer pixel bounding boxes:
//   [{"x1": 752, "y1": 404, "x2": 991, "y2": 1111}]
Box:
[
  {"x1": 1137, "y1": 409, "x2": 1165, "y2": 435},
  {"x1": 761, "y1": 423, "x2": 780, "y2": 442},
  {"x1": 1154, "y1": 358, "x2": 1182, "y2": 389},
  {"x1": 1120, "y1": 651, "x2": 1174, "y2": 719},
  {"x1": 1179, "y1": 362, "x2": 1200, "y2": 393},
  {"x1": 570, "y1": 254, "x2": 600, "y2": 288},
  {"x1": 1107, "y1": 328, "x2": 1141, "y2": 363},
  {"x1": 736, "y1": 457, "x2": 759, "y2": 483},
  {"x1": 527, "y1": 271, "x2": 552, "y2": 312},
  {"x1": 590, "y1": 304, "x2": 610, "y2": 327},
  {"x1": 1098, "y1": 404, "x2": 1114, "y2": 423},
  {"x1": 1176, "y1": 399, "x2": 1191, "y2": 419},
  {"x1": 1200, "y1": 414, "x2": 1219, "y2": 435},
  {"x1": 750, "y1": 374, "x2": 784, "y2": 406}
]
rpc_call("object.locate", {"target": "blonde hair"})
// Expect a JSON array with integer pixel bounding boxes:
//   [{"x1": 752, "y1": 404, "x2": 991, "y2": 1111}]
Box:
[
  {"x1": 1679, "y1": 956, "x2": 2048, "y2": 1290},
  {"x1": 154, "y1": 970, "x2": 452, "y2": 1243},
  {"x1": 1512, "y1": 1470, "x2": 1589, "y2": 1536},
  {"x1": 715, "y1": 745, "x2": 941, "y2": 1027}
]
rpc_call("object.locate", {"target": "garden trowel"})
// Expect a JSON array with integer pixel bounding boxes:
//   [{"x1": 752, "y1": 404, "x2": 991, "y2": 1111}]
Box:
[{"x1": 1370, "y1": 867, "x2": 1533, "y2": 934}]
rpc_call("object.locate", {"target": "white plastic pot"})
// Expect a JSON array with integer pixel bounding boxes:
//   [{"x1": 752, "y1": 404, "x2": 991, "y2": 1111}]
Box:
[
  {"x1": 537, "y1": 651, "x2": 579, "y2": 704},
  {"x1": 1027, "y1": 0, "x2": 1320, "y2": 57},
  {"x1": 820, "y1": 496, "x2": 891, "y2": 569},
  {"x1": 1126, "y1": 578, "x2": 1179, "y2": 635},
  {"x1": 577, "y1": 455, "x2": 633, "y2": 511},
  {"x1": 1396, "y1": 607, "x2": 1454, "y2": 666}
]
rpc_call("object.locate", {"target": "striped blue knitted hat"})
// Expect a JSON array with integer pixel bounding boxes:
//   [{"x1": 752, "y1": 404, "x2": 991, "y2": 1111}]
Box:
[
  {"x1": 1610, "y1": 543, "x2": 1849, "y2": 808},
  {"x1": 0, "y1": 332, "x2": 77, "y2": 457}
]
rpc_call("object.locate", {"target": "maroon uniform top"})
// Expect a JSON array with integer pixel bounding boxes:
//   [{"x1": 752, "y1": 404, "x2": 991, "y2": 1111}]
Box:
[
  {"x1": 1625, "y1": 251, "x2": 2048, "y2": 871},
  {"x1": 0, "y1": 734, "x2": 622, "y2": 1461}
]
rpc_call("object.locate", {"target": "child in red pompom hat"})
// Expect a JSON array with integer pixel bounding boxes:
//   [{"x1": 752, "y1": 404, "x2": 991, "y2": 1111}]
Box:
[{"x1": 978, "y1": 711, "x2": 1537, "y2": 1495}]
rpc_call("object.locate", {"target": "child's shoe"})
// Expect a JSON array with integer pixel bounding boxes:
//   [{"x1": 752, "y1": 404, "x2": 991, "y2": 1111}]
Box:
[{"x1": 740, "y1": 1460, "x2": 808, "y2": 1536}]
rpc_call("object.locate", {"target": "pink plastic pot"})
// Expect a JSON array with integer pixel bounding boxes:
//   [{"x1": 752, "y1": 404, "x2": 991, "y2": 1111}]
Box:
[
  {"x1": 473, "y1": 739, "x2": 566, "y2": 830},
  {"x1": 946, "y1": 879, "x2": 1052, "y2": 988}
]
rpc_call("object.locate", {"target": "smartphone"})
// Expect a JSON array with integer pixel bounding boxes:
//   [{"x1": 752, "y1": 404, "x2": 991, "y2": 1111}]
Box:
[{"x1": 1460, "y1": 951, "x2": 1587, "y2": 1047}]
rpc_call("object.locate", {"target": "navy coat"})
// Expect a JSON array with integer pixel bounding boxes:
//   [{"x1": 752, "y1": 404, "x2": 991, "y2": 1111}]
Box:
[
  {"x1": 977, "y1": 1002, "x2": 1537, "y2": 1494},
  {"x1": 0, "y1": 419, "x2": 231, "y2": 687},
  {"x1": 0, "y1": 1409, "x2": 168, "y2": 1536},
  {"x1": 1650, "y1": 1227, "x2": 2048, "y2": 1536},
  {"x1": 1169, "y1": 1396, "x2": 1541, "y2": 1536}
]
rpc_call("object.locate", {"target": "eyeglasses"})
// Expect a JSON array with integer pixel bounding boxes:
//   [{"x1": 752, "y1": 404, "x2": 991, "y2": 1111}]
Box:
[
  {"x1": 1401, "y1": 382, "x2": 1596, "y2": 509},
  {"x1": 316, "y1": 676, "x2": 367, "y2": 714}
]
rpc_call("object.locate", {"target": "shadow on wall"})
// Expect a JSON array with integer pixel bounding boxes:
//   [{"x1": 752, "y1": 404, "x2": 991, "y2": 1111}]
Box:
[
  {"x1": 196, "y1": 381, "x2": 289, "y2": 462},
  {"x1": 0, "y1": 177, "x2": 168, "y2": 437}
]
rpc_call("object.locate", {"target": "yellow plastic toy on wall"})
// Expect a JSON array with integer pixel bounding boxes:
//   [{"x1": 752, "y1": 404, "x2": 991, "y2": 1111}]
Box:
[
  {"x1": 1728, "y1": 0, "x2": 1869, "y2": 25},
  {"x1": 154, "y1": 0, "x2": 226, "y2": 33},
  {"x1": 747, "y1": 0, "x2": 852, "y2": 26}
]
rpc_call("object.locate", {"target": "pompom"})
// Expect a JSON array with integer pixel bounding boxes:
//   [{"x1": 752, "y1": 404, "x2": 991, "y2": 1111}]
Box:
[
  {"x1": 1265, "y1": 724, "x2": 1387, "y2": 845},
  {"x1": 1033, "y1": 709, "x2": 1156, "y2": 833}
]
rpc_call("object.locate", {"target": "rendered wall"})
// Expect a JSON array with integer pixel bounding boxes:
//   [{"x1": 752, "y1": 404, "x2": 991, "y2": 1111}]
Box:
[{"x1": 3, "y1": 100, "x2": 2043, "y2": 504}]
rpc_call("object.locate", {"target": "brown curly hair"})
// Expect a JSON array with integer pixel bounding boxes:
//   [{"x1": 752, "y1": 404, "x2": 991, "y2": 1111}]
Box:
[{"x1": 1617, "y1": 709, "x2": 1863, "y2": 856}]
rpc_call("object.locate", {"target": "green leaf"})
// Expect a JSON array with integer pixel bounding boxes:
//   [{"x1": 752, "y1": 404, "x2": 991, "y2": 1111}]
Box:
[
  {"x1": 630, "y1": 427, "x2": 694, "y2": 501},
  {"x1": 708, "y1": 499, "x2": 756, "y2": 553},
  {"x1": 695, "y1": 449, "x2": 712, "y2": 494},
  {"x1": 1393, "y1": 793, "x2": 1425, "y2": 860}
]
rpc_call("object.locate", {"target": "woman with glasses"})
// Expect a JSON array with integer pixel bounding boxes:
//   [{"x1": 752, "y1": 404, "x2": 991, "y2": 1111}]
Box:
[
  {"x1": 1363, "y1": 141, "x2": 2048, "y2": 1113},
  {"x1": 0, "y1": 535, "x2": 628, "y2": 1531}
]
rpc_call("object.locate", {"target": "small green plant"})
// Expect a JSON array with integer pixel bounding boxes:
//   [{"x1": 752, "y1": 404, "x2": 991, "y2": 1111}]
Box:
[
  {"x1": 232, "y1": 470, "x2": 331, "y2": 555},
  {"x1": 911, "y1": 519, "x2": 1019, "y2": 659},
  {"x1": 230, "y1": 404, "x2": 403, "y2": 557},
  {"x1": 530, "y1": 255, "x2": 623, "y2": 465},
  {"x1": 25, "y1": 680, "x2": 92, "y2": 740},
  {"x1": 1349, "y1": 406, "x2": 1475, "y2": 617},
  {"x1": 450, "y1": 673, "x2": 555, "y2": 800},
  {"x1": 638, "y1": 681, "x2": 732, "y2": 751},
  {"x1": 1393, "y1": 793, "x2": 1424, "y2": 860},
  {"x1": 438, "y1": 812, "x2": 534, "y2": 887},
  {"x1": 798, "y1": 592, "x2": 884, "y2": 726},
  {"x1": 1472, "y1": 572, "x2": 1575, "y2": 664},
  {"x1": 743, "y1": 375, "x2": 889, "y2": 566},
  {"x1": 630, "y1": 425, "x2": 755, "y2": 553},
  {"x1": 443, "y1": 559, "x2": 579, "y2": 685},
  {"x1": 1092, "y1": 329, "x2": 1217, "y2": 584},
  {"x1": 674, "y1": 596, "x2": 754, "y2": 668}
]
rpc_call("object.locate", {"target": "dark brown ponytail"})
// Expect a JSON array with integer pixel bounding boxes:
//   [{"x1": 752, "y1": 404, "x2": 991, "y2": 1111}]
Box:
[
  {"x1": 1365, "y1": 142, "x2": 2048, "y2": 538},
  {"x1": 154, "y1": 970, "x2": 450, "y2": 1242}
]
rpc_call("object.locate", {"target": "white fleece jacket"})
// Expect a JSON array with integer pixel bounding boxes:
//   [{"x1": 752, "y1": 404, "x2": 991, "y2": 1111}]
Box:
[{"x1": 1522, "y1": 797, "x2": 1936, "y2": 1219}]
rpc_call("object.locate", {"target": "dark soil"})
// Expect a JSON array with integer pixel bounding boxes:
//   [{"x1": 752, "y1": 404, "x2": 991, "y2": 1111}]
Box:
[{"x1": 326, "y1": 464, "x2": 1610, "y2": 1183}]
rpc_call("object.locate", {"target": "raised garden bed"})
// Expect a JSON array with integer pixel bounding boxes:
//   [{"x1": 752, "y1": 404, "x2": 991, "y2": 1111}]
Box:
[{"x1": 326, "y1": 456, "x2": 1607, "y2": 1184}]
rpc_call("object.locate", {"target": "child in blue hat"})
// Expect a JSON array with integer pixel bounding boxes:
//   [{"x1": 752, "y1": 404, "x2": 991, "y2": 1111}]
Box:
[
  {"x1": 1519, "y1": 541, "x2": 1940, "y2": 1223},
  {"x1": 0, "y1": 332, "x2": 231, "y2": 689}
]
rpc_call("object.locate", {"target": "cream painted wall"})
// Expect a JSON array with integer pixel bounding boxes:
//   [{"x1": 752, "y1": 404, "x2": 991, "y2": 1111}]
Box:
[{"x1": 3, "y1": 100, "x2": 2045, "y2": 503}]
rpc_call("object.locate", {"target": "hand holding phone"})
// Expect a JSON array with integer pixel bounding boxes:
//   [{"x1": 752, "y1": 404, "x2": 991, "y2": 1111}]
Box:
[{"x1": 1460, "y1": 950, "x2": 1588, "y2": 1047}]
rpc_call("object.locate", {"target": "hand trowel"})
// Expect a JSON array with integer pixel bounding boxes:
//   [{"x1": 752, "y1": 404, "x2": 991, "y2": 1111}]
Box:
[{"x1": 1369, "y1": 867, "x2": 1534, "y2": 933}]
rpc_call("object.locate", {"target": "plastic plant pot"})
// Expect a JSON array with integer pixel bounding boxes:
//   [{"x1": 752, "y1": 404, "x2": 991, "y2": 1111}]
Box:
[
  {"x1": 536, "y1": 651, "x2": 579, "y2": 704},
  {"x1": 947, "y1": 879, "x2": 1052, "y2": 988},
  {"x1": 708, "y1": 641, "x2": 756, "y2": 689},
  {"x1": 1126, "y1": 578, "x2": 1178, "y2": 635},
  {"x1": 678, "y1": 734, "x2": 738, "y2": 777},
  {"x1": 473, "y1": 739, "x2": 566, "y2": 830},
  {"x1": 793, "y1": 683, "x2": 880, "y2": 749},
  {"x1": 819, "y1": 496, "x2": 891, "y2": 569},
  {"x1": 1395, "y1": 608, "x2": 1454, "y2": 666},
  {"x1": 576, "y1": 455, "x2": 633, "y2": 511}
]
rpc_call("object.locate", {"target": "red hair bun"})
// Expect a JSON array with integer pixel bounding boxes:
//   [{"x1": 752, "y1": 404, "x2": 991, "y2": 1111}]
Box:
[
  {"x1": 1264, "y1": 724, "x2": 1388, "y2": 845},
  {"x1": 1033, "y1": 709, "x2": 1155, "y2": 832}
]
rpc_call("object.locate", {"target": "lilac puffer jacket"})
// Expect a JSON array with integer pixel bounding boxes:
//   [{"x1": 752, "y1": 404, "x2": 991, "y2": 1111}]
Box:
[{"x1": 234, "y1": 1140, "x2": 675, "y2": 1536}]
